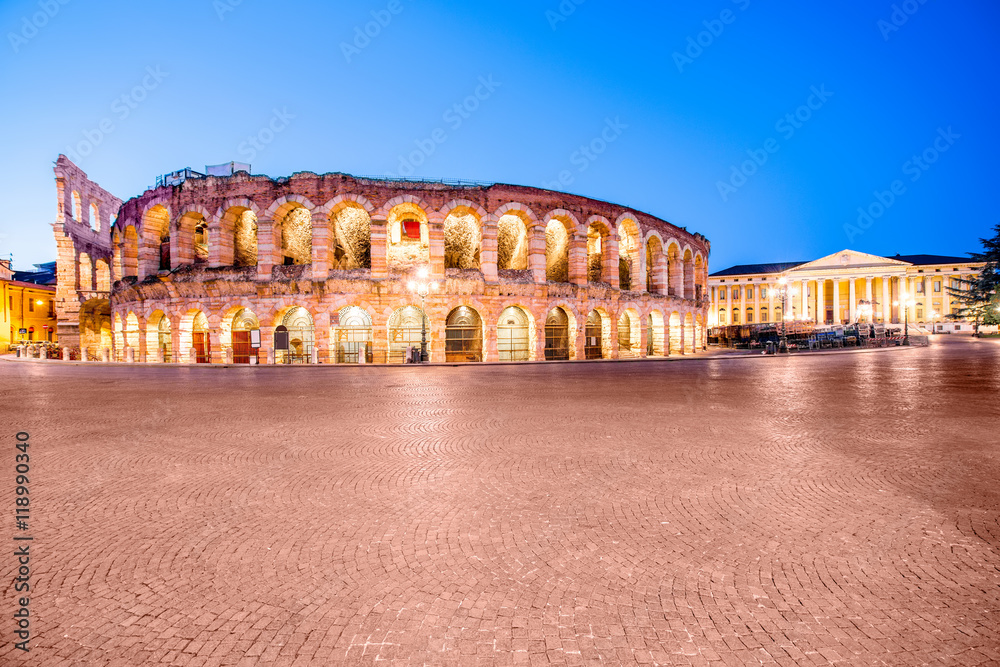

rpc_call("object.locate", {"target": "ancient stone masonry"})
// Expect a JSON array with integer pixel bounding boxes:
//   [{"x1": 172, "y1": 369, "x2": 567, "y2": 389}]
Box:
[{"x1": 53, "y1": 156, "x2": 711, "y2": 363}]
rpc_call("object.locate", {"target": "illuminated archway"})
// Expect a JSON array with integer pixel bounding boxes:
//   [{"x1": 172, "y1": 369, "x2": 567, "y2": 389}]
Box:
[{"x1": 445, "y1": 306, "x2": 483, "y2": 362}]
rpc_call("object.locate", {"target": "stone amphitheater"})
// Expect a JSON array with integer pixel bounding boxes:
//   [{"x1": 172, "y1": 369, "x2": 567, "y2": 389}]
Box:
[{"x1": 52, "y1": 155, "x2": 711, "y2": 364}]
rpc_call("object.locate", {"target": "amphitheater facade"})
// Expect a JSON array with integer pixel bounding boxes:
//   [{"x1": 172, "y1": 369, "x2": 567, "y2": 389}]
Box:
[{"x1": 52, "y1": 155, "x2": 711, "y2": 364}]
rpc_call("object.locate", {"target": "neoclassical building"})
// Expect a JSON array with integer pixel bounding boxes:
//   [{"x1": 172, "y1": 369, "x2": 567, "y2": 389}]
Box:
[
  {"x1": 52, "y1": 156, "x2": 711, "y2": 363},
  {"x1": 708, "y1": 249, "x2": 984, "y2": 327}
]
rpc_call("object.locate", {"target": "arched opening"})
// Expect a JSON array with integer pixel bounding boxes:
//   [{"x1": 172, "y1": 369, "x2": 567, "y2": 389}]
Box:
[
  {"x1": 123, "y1": 226, "x2": 139, "y2": 278},
  {"x1": 231, "y1": 308, "x2": 260, "y2": 364},
  {"x1": 545, "y1": 220, "x2": 570, "y2": 282},
  {"x1": 277, "y1": 207, "x2": 312, "y2": 265},
  {"x1": 496, "y1": 214, "x2": 529, "y2": 270},
  {"x1": 445, "y1": 306, "x2": 483, "y2": 362},
  {"x1": 544, "y1": 307, "x2": 571, "y2": 361},
  {"x1": 89, "y1": 202, "x2": 100, "y2": 232},
  {"x1": 718, "y1": 308, "x2": 728, "y2": 326},
  {"x1": 497, "y1": 306, "x2": 530, "y2": 361},
  {"x1": 618, "y1": 310, "x2": 640, "y2": 358},
  {"x1": 646, "y1": 237, "x2": 664, "y2": 294},
  {"x1": 618, "y1": 219, "x2": 640, "y2": 291},
  {"x1": 585, "y1": 310, "x2": 604, "y2": 360},
  {"x1": 444, "y1": 207, "x2": 481, "y2": 270},
  {"x1": 140, "y1": 205, "x2": 171, "y2": 276},
  {"x1": 387, "y1": 203, "x2": 429, "y2": 270},
  {"x1": 95, "y1": 259, "x2": 110, "y2": 291},
  {"x1": 647, "y1": 311, "x2": 665, "y2": 357},
  {"x1": 669, "y1": 311, "x2": 682, "y2": 354},
  {"x1": 78, "y1": 253, "x2": 93, "y2": 291},
  {"x1": 334, "y1": 306, "x2": 373, "y2": 363},
  {"x1": 194, "y1": 220, "x2": 209, "y2": 264},
  {"x1": 277, "y1": 306, "x2": 314, "y2": 363},
  {"x1": 694, "y1": 254, "x2": 706, "y2": 301},
  {"x1": 683, "y1": 249, "x2": 695, "y2": 299},
  {"x1": 79, "y1": 299, "x2": 111, "y2": 361},
  {"x1": 71, "y1": 191, "x2": 82, "y2": 221},
  {"x1": 388, "y1": 305, "x2": 429, "y2": 363},
  {"x1": 125, "y1": 312, "x2": 141, "y2": 359},
  {"x1": 145, "y1": 311, "x2": 172, "y2": 362},
  {"x1": 587, "y1": 223, "x2": 609, "y2": 283},
  {"x1": 695, "y1": 314, "x2": 705, "y2": 351},
  {"x1": 684, "y1": 312, "x2": 695, "y2": 354},
  {"x1": 331, "y1": 204, "x2": 372, "y2": 270},
  {"x1": 192, "y1": 311, "x2": 211, "y2": 363},
  {"x1": 219, "y1": 207, "x2": 259, "y2": 267},
  {"x1": 176, "y1": 210, "x2": 207, "y2": 266},
  {"x1": 667, "y1": 244, "x2": 682, "y2": 297}
]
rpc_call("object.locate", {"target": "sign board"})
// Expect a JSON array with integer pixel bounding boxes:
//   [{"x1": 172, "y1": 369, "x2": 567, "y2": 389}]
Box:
[
  {"x1": 250, "y1": 329, "x2": 261, "y2": 349},
  {"x1": 18, "y1": 328, "x2": 27, "y2": 335},
  {"x1": 274, "y1": 325, "x2": 289, "y2": 350},
  {"x1": 331, "y1": 312, "x2": 340, "y2": 326}
]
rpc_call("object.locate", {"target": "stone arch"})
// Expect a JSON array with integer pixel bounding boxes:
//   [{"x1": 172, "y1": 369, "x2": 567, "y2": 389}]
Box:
[
  {"x1": 272, "y1": 305, "x2": 315, "y2": 363},
  {"x1": 544, "y1": 219, "x2": 570, "y2": 282},
  {"x1": 617, "y1": 307, "x2": 641, "y2": 358},
  {"x1": 317, "y1": 193, "x2": 376, "y2": 217},
  {"x1": 585, "y1": 308, "x2": 612, "y2": 359},
  {"x1": 94, "y1": 259, "x2": 110, "y2": 291},
  {"x1": 684, "y1": 312, "x2": 695, "y2": 354},
  {"x1": 666, "y1": 241, "x2": 683, "y2": 297},
  {"x1": 682, "y1": 246, "x2": 695, "y2": 299},
  {"x1": 175, "y1": 206, "x2": 211, "y2": 267},
  {"x1": 388, "y1": 304, "x2": 430, "y2": 363},
  {"x1": 124, "y1": 312, "x2": 142, "y2": 359},
  {"x1": 71, "y1": 191, "x2": 82, "y2": 221},
  {"x1": 495, "y1": 209, "x2": 532, "y2": 271},
  {"x1": 646, "y1": 309, "x2": 666, "y2": 357},
  {"x1": 140, "y1": 204, "x2": 171, "y2": 277},
  {"x1": 326, "y1": 201, "x2": 372, "y2": 270},
  {"x1": 89, "y1": 201, "x2": 100, "y2": 232},
  {"x1": 386, "y1": 201, "x2": 430, "y2": 270},
  {"x1": 617, "y1": 217, "x2": 641, "y2": 291},
  {"x1": 123, "y1": 225, "x2": 139, "y2": 278},
  {"x1": 333, "y1": 305, "x2": 373, "y2": 363},
  {"x1": 179, "y1": 308, "x2": 212, "y2": 363},
  {"x1": 145, "y1": 310, "x2": 172, "y2": 362},
  {"x1": 544, "y1": 305, "x2": 573, "y2": 360},
  {"x1": 695, "y1": 313, "x2": 705, "y2": 352},
  {"x1": 445, "y1": 305, "x2": 484, "y2": 362},
  {"x1": 493, "y1": 202, "x2": 540, "y2": 228},
  {"x1": 669, "y1": 311, "x2": 682, "y2": 354},
  {"x1": 496, "y1": 304, "x2": 535, "y2": 361},
  {"x1": 79, "y1": 298, "x2": 111, "y2": 360},
  {"x1": 443, "y1": 204, "x2": 482, "y2": 270},
  {"x1": 645, "y1": 234, "x2": 665, "y2": 294},
  {"x1": 216, "y1": 198, "x2": 263, "y2": 268},
  {"x1": 694, "y1": 252, "x2": 707, "y2": 301},
  {"x1": 586, "y1": 217, "x2": 614, "y2": 284},
  {"x1": 78, "y1": 252, "x2": 93, "y2": 291},
  {"x1": 268, "y1": 198, "x2": 314, "y2": 266}
]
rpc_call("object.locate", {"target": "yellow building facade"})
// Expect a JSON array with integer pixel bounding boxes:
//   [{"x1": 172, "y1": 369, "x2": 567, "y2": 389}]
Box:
[
  {"x1": 1, "y1": 259, "x2": 59, "y2": 349},
  {"x1": 708, "y1": 250, "x2": 984, "y2": 327}
]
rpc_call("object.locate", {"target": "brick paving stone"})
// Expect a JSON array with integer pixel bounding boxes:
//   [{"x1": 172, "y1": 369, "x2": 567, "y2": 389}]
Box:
[{"x1": 1, "y1": 337, "x2": 1000, "y2": 665}]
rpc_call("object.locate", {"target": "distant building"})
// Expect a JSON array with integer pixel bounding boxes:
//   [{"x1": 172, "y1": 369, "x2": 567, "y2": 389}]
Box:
[
  {"x1": 1, "y1": 259, "x2": 58, "y2": 348},
  {"x1": 708, "y1": 249, "x2": 984, "y2": 327}
]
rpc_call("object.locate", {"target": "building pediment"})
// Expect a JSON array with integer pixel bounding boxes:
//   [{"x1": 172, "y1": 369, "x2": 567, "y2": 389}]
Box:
[{"x1": 788, "y1": 249, "x2": 910, "y2": 274}]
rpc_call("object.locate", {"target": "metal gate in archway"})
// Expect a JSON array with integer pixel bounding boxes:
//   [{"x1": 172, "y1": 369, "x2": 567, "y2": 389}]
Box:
[
  {"x1": 497, "y1": 306, "x2": 530, "y2": 361},
  {"x1": 445, "y1": 306, "x2": 483, "y2": 362},
  {"x1": 231, "y1": 308, "x2": 259, "y2": 364},
  {"x1": 544, "y1": 307, "x2": 570, "y2": 361},
  {"x1": 335, "y1": 306, "x2": 373, "y2": 363},
  {"x1": 585, "y1": 310, "x2": 603, "y2": 360},
  {"x1": 388, "y1": 306, "x2": 428, "y2": 363},
  {"x1": 277, "y1": 307, "x2": 314, "y2": 364}
]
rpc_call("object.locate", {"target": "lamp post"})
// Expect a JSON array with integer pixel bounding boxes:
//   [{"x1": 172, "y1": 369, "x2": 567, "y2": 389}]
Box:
[
  {"x1": 407, "y1": 267, "x2": 438, "y2": 362},
  {"x1": 893, "y1": 293, "x2": 916, "y2": 345},
  {"x1": 777, "y1": 277, "x2": 797, "y2": 352}
]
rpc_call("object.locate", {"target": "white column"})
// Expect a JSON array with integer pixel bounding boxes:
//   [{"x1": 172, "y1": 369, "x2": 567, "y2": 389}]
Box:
[
  {"x1": 848, "y1": 279, "x2": 857, "y2": 322},
  {"x1": 943, "y1": 275, "x2": 952, "y2": 316},
  {"x1": 726, "y1": 284, "x2": 733, "y2": 324},
  {"x1": 881, "y1": 276, "x2": 890, "y2": 324},
  {"x1": 832, "y1": 279, "x2": 840, "y2": 324},
  {"x1": 767, "y1": 282, "x2": 775, "y2": 322},
  {"x1": 753, "y1": 281, "x2": 760, "y2": 323},
  {"x1": 740, "y1": 283, "x2": 746, "y2": 323},
  {"x1": 816, "y1": 279, "x2": 825, "y2": 324}
]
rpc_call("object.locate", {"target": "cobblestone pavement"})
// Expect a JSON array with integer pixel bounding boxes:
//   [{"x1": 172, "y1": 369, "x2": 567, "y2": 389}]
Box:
[{"x1": 2, "y1": 336, "x2": 999, "y2": 666}]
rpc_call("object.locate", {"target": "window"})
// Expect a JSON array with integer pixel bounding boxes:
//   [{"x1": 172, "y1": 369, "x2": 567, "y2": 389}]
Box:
[
  {"x1": 28, "y1": 299, "x2": 34, "y2": 312},
  {"x1": 733, "y1": 310, "x2": 740, "y2": 324},
  {"x1": 746, "y1": 309, "x2": 754, "y2": 323},
  {"x1": 933, "y1": 280, "x2": 941, "y2": 293},
  {"x1": 760, "y1": 287, "x2": 767, "y2": 299},
  {"x1": 733, "y1": 286, "x2": 741, "y2": 300},
  {"x1": 747, "y1": 286, "x2": 754, "y2": 300},
  {"x1": 48, "y1": 300, "x2": 55, "y2": 317},
  {"x1": 719, "y1": 288, "x2": 726, "y2": 300},
  {"x1": 916, "y1": 282, "x2": 925, "y2": 294},
  {"x1": 718, "y1": 308, "x2": 727, "y2": 325},
  {"x1": 917, "y1": 308, "x2": 924, "y2": 319},
  {"x1": 761, "y1": 308, "x2": 768, "y2": 322}
]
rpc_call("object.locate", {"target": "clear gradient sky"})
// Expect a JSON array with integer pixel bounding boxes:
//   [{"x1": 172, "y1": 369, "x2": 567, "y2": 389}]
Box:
[{"x1": 1, "y1": 0, "x2": 997, "y2": 271}]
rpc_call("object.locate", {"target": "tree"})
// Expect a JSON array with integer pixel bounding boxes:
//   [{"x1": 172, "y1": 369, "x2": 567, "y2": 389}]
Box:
[{"x1": 948, "y1": 223, "x2": 1000, "y2": 330}]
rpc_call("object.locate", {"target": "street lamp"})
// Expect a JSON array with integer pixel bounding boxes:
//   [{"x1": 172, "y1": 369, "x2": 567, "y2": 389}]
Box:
[
  {"x1": 777, "y1": 277, "x2": 796, "y2": 352},
  {"x1": 407, "y1": 267, "x2": 438, "y2": 362},
  {"x1": 893, "y1": 292, "x2": 916, "y2": 345}
]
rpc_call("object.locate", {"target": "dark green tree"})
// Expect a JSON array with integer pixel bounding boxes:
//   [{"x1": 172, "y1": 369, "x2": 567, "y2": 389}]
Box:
[{"x1": 948, "y1": 223, "x2": 1000, "y2": 329}]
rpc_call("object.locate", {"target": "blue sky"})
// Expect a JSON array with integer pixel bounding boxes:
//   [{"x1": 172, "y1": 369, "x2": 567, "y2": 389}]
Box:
[{"x1": 1, "y1": 0, "x2": 996, "y2": 271}]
